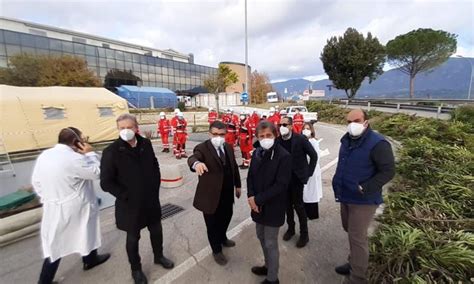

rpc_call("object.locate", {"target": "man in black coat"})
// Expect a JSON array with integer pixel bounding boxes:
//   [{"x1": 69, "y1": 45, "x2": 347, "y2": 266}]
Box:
[
  {"x1": 276, "y1": 116, "x2": 318, "y2": 248},
  {"x1": 248, "y1": 121, "x2": 292, "y2": 284},
  {"x1": 187, "y1": 121, "x2": 242, "y2": 266},
  {"x1": 100, "y1": 114, "x2": 174, "y2": 284}
]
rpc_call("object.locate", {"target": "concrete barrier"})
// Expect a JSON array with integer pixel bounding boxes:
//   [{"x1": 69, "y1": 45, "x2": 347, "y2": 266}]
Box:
[{"x1": 160, "y1": 165, "x2": 184, "y2": 188}]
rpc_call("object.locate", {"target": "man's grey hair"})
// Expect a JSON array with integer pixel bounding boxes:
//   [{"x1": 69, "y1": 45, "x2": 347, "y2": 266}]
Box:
[{"x1": 116, "y1": 113, "x2": 139, "y2": 127}]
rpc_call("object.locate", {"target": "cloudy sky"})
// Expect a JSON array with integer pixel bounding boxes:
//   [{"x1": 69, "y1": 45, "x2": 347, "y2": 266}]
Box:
[{"x1": 1, "y1": 0, "x2": 473, "y2": 82}]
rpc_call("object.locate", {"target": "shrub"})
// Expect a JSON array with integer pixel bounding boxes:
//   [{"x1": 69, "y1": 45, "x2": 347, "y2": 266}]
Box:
[
  {"x1": 178, "y1": 102, "x2": 186, "y2": 112},
  {"x1": 451, "y1": 104, "x2": 474, "y2": 130}
]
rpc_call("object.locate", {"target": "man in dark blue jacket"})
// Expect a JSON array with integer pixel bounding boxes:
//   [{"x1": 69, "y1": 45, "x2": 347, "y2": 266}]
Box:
[
  {"x1": 276, "y1": 116, "x2": 317, "y2": 248},
  {"x1": 333, "y1": 109, "x2": 395, "y2": 284}
]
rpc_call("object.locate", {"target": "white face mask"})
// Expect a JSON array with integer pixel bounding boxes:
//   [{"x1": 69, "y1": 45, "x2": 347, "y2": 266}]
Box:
[
  {"x1": 302, "y1": 129, "x2": 312, "y2": 138},
  {"x1": 279, "y1": 126, "x2": 290, "y2": 136},
  {"x1": 347, "y1": 122, "x2": 366, "y2": 137},
  {"x1": 119, "y1": 129, "x2": 136, "y2": 141},
  {"x1": 260, "y1": 138, "x2": 274, "y2": 150},
  {"x1": 211, "y1": 136, "x2": 225, "y2": 148},
  {"x1": 160, "y1": 116, "x2": 165, "y2": 119},
  {"x1": 240, "y1": 116, "x2": 245, "y2": 120}
]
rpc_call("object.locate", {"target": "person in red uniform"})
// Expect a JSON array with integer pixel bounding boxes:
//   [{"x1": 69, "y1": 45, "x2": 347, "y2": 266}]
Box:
[
  {"x1": 170, "y1": 108, "x2": 180, "y2": 156},
  {"x1": 249, "y1": 110, "x2": 259, "y2": 138},
  {"x1": 267, "y1": 107, "x2": 280, "y2": 128},
  {"x1": 293, "y1": 109, "x2": 305, "y2": 134},
  {"x1": 238, "y1": 112, "x2": 253, "y2": 169},
  {"x1": 223, "y1": 109, "x2": 237, "y2": 149},
  {"x1": 275, "y1": 105, "x2": 282, "y2": 121},
  {"x1": 175, "y1": 112, "x2": 188, "y2": 159},
  {"x1": 158, "y1": 112, "x2": 171, "y2": 153},
  {"x1": 208, "y1": 107, "x2": 218, "y2": 125},
  {"x1": 231, "y1": 109, "x2": 240, "y2": 146},
  {"x1": 250, "y1": 110, "x2": 260, "y2": 129}
]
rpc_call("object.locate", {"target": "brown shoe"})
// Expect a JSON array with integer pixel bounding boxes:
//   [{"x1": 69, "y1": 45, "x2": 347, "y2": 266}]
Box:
[{"x1": 212, "y1": 252, "x2": 228, "y2": 266}]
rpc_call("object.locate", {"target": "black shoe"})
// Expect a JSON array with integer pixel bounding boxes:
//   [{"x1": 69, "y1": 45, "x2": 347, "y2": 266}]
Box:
[
  {"x1": 282, "y1": 229, "x2": 295, "y2": 241},
  {"x1": 83, "y1": 253, "x2": 111, "y2": 271},
  {"x1": 154, "y1": 256, "x2": 175, "y2": 269},
  {"x1": 296, "y1": 234, "x2": 309, "y2": 248},
  {"x1": 251, "y1": 265, "x2": 268, "y2": 276},
  {"x1": 222, "y1": 239, "x2": 236, "y2": 247},
  {"x1": 335, "y1": 263, "x2": 351, "y2": 275},
  {"x1": 212, "y1": 252, "x2": 228, "y2": 266},
  {"x1": 261, "y1": 279, "x2": 279, "y2": 284},
  {"x1": 165, "y1": 148, "x2": 170, "y2": 153},
  {"x1": 161, "y1": 148, "x2": 167, "y2": 152},
  {"x1": 239, "y1": 164, "x2": 248, "y2": 169},
  {"x1": 131, "y1": 270, "x2": 148, "y2": 284}
]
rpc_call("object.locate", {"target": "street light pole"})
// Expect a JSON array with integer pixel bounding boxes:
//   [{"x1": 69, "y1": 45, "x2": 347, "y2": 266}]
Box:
[
  {"x1": 457, "y1": 55, "x2": 473, "y2": 100},
  {"x1": 244, "y1": 0, "x2": 249, "y2": 106}
]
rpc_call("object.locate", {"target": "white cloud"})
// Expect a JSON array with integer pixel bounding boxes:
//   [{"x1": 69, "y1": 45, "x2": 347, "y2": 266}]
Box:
[{"x1": 1, "y1": 0, "x2": 472, "y2": 81}]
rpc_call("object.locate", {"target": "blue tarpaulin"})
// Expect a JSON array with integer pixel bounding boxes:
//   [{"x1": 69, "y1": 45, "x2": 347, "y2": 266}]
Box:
[{"x1": 116, "y1": 85, "x2": 177, "y2": 109}]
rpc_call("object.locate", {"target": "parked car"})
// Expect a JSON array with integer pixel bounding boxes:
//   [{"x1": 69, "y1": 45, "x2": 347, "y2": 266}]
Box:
[{"x1": 285, "y1": 106, "x2": 318, "y2": 123}]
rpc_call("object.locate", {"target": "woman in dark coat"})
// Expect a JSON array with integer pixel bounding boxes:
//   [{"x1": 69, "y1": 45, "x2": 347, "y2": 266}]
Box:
[
  {"x1": 247, "y1": 121, "x2": 292, "y2": 284},
  {"x1": 100, "y1": 114, "x2": 173, "y2": 284}
]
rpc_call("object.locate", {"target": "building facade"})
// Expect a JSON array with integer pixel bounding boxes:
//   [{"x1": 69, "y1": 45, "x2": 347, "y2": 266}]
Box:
[{"x1": 0, "y1": 17, "x2": 217, "y2": 94}]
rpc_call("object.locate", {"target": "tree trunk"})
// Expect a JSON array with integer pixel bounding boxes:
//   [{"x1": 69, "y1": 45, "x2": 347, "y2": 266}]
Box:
[{"x1": 409, "y1": 75, "x2": 415, "y2": 99}]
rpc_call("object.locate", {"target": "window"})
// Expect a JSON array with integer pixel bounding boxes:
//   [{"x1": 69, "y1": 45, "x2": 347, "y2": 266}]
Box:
[
  {"x1": 0, "y1": 44, "x2": 6, "y2": 56},
  {"x1": 86, "y1": 45, "x2": 97, "y2": 56},
  {"x1": 49, "y1": 39, "x2": 62, "y2": 51},
  {"x1": 35, "y1": 37, "x2": 49, "y2": 49},
  {"x1": 86, "y1": 56, "x2": 97, "y2": 66},
  {"x1": 62, "y1": 41, "x2": 73, "y2": 53},
  {"x1": 73, "y1": 42, "x2": 86, "y2": 54},
  {"x1": 146, "y1": 56, "x2": 155, "y2": 65},
  {"x1": 106, "y1": 58, "x2": 116, "y2": 69},
  {"x1": 5, "y1": 44, "x2": 21, "y2": 56},
  {"x1": 29, "y1": 29, "x2": 47, "y2": 37},
  {"x1": 0, "y1": 31, "x2": 4, "y2": 43},
  {"x1": 0, "y1": 56, "x2": 7, "y2": 68},
  {"x1": 21, "y1": 46, "x2": 36, "y2": 55},
  {"x1": 4, "y1": 31, "x2": 20, "y2": 45},
  {"x1": 132, "y1": 53, "x2": 140, "y2": 63},
  {"x1": 43, "y1": 107, "x2": 65, "y2": 120},
  {"x1": 116, "y1": 50, "x2": 124, "y2": 61},
  {"x1": 98, "y1": 107, "x2": 114, "y2": 117},
  {"x1": 20, "y1": 34, "x2": 36, "y2": 47},
  {"x1": 97, "y1": 47, "x2": 106, "y2": 58},
  {"x1": 124, "y1": 52, "x2": 132, "y2": 62},
  {"x1": 72, "y1": 37, "x2": 86, "y2": 44},
  {"x1": 106, "y1": 48, "x2": 115, "y2": 59}
]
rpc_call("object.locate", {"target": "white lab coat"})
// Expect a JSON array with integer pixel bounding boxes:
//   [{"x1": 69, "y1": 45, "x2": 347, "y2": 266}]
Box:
[
  {"x1": 303, "y1": 138, "x2": 323, "y2": 203},
  {"x1": 31, "y1": 144, "x2": 101, "y2": 262}
]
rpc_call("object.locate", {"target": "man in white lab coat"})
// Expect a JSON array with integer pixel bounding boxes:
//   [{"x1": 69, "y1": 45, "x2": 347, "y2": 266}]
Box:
[{"x1": 32, "y1": 127, "x2": 110, "y2": 284}]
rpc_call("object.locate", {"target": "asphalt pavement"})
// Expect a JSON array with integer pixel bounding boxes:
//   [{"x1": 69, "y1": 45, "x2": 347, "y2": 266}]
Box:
[{"x1": 0, "y1": 122, "x2": 354, "y2": 284}]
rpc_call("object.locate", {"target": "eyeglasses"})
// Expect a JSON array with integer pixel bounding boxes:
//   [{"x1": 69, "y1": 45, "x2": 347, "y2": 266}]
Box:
[{"x1": 278, "y1": 123, "x2": 291, "y2": 127}]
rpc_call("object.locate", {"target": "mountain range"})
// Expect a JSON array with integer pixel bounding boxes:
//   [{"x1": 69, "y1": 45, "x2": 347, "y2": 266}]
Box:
[{"x1": 271, "y1": 57, "x2": 473, "y2": 99}]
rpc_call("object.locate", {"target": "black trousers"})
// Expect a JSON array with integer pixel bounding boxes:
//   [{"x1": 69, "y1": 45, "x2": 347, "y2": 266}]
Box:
[
  {"x1": 126, "y1": 221, "x2": 163, "y2": 271},
  {"x1": 286, "y1": 176, "x2": 308, "y2": 235},
  {"x1": 203, "y1": 195, "x2": 233, "y2": 254},
  {"x1": 38, "y1": 249, "x2": 97, "y2": 284}
]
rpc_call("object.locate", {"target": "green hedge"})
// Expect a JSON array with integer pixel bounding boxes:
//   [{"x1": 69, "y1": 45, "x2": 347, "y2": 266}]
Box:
[{"x1": 306, "y1": 101, "x2": 474, "y2": 283}]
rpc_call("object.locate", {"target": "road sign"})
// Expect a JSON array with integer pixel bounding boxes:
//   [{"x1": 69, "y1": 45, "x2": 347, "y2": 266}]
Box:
[{"x1": 241, "y1": 92, "x2": 248, "y2": 102}]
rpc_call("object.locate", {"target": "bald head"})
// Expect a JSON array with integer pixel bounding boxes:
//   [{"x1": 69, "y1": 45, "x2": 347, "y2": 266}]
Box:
[{"x1": 347, "y1": 109, "x2": 368, "y2": 124}]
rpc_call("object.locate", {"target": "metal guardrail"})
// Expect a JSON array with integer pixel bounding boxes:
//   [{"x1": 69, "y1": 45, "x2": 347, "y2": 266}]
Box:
[{"x1": 332, "y1": 100, "x2": 454, "y2": 114}]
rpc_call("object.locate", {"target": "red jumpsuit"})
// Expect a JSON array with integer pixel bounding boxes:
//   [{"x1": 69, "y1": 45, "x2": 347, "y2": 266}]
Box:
[
  {"x1": 251, "y1": 113, "x2": 260, "y2": 129},
  {"x1": 223, "y1": 114, "x2": 237, "y2": 148},
  {"x1": 158, "y1": 118, "x2": 171, "y2": 152},
  {"x1": 175, "y1": 117, "x2": 187, "y2": 159},
  {"x1": 208, "y1": 111, "x2": 218, "y2": 125},
  {"x1": 170, "y1": 116, "x2": 179, "y2": 155},
  {"x1": 267, "y1": 114, "x2": 280, "y2": 128},
  {"x1": 248, "y1": 116, "x2": 258, "y2": 138},
  {"x1": 293, "y1": 113, "x2": 304, "y2": 134},
  {"x1": 239, "y1": 118, "x2": 253, "y2": 167}
]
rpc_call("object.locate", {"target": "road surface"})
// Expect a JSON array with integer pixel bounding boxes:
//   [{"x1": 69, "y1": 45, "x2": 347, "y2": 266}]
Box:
[{"x1": 1, "y1": 122, "x2": 359, "y2": 284}]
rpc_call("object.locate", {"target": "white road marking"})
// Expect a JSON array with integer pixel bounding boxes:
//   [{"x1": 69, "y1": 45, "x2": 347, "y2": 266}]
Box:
[{"x1": 154, "y1": 156, "x2": 340, "y2": 284}]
